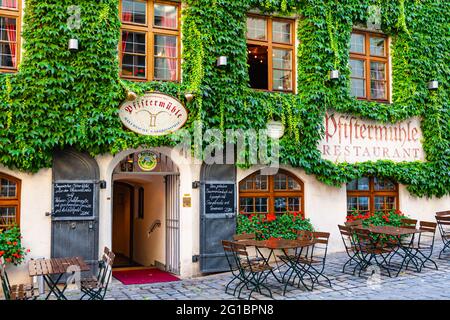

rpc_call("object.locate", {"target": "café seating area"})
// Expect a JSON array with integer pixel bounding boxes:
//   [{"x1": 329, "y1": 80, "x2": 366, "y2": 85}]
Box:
[{"x1": 223, "y1": 210, "x2": 450, "y2": 300}]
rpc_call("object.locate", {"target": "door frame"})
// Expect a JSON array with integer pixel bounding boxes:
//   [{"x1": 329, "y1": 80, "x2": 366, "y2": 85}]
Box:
[{"x1": 112, "y1": 181, "x2": 135, "y2": 264}]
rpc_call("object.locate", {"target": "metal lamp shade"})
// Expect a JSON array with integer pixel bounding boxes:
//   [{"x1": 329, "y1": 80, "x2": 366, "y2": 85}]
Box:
[
  {"x1": 184, "y1": 93, "x2": 195, "y2": 102},
  {"x1": 68, "y1": 38, "x2": 79, "y2": 51},
  {"x1": 428, "y1": 80, "x2": 439, "y2": 90},
  {"x1": 217, "y1": 56, "x2": 228, "y2": 67},
  {"x1": 267, "y1": 120, "x2": 285, "y2": 139},
  {"x1": 330, "y1": 70, "x2": 340, "y2": 80}
]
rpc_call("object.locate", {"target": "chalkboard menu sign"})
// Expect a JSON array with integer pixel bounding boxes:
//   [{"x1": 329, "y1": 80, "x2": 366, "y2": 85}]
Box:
[
  {"x1": 53, "y1": 182, "x2": 95, "y2": 219},
  {"x1": 205, "y1": 183, "x2": 235, "y2": 214}
]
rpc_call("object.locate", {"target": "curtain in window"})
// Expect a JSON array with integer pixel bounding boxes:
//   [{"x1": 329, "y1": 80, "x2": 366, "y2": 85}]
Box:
[
  {"x1": 159, "y1": 16, "x2": 176, "y2": 80},
  {"x1": 121, "y1": 12, "x2": 132, "y2": 58},
  {"x1": 5, "y1": 20, "x2": 16, "y2": 68},
  {"x1": 1, "y1": 0, "x2": 17, "y2": 9}
]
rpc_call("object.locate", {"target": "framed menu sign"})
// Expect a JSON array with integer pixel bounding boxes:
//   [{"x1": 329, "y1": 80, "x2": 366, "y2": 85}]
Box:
[
  {"x1": 53, "y1": 182, "x2": 95, "y2": 220},
  {"x1": 204, "y1": 183, "x2": 235, "y2": 215}
]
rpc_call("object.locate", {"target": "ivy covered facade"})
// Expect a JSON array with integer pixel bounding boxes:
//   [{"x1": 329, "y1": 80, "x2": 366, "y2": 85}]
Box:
[{"x1": 0, "y1": 0, "x2": 449, "y2": 278}]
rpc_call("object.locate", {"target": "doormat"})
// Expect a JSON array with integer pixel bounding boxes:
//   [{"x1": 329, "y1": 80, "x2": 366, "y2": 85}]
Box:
[{"x1": 113, "y1": 268, "x2": 180, "y2": 285}]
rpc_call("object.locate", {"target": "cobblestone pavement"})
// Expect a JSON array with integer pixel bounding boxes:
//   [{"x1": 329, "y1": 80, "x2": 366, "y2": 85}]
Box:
[{"x1": 60, "y1": 244, "x2": 450, "y2": 300}]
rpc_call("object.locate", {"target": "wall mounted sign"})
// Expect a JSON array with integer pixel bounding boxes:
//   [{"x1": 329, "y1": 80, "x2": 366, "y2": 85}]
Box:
[
  {"x1": 53, "y1": 182, "x2": 95, "y2": 219},
  {"x1": 318, "y1": 111, "x2": 425, "y2": 163},
  {"x1": 119, "y1": 92, "x2": 188, "y2": 136},
  {"x1": 204, "y1": 183, "x2": 235, "y2": 214},
  {"x1": 183, "y1": 194, "x2": 192, "y2": 208},
  {"x1": 137, "y1": 151, "x2": 158, "y2": 171}
]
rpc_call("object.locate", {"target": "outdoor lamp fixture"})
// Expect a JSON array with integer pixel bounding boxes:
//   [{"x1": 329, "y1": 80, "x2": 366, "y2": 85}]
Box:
[
  {"x1": 68, "y1": 38, "x2": 79, "y2": 51},
  {"x1": 329, "y1": 69, "x2": 340, "y2": 80},
  {"x1": 184, "y1": 92, "x2": 195, "y2": 102},
  {"x1": 428, "y1": 80, "x2": 439, "y2": 90},
  {"x1": 266, "y1": 120, "x2": 285, "y2": 139},
  {"x1": 126, "y1": 90, "x2": 137, "y2": 101},
  {"x1": 217, "y1": 56, "x2": 228, "y2": 67}
]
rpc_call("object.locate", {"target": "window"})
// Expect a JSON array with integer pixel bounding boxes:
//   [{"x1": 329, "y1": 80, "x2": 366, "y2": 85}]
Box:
[
  {"x1": 0, "y1": 0, "x2": 20, "y2": 72},
  {"x1": 346, "y1": 177, "x2": 398, "y2": 215},
  {"x1": 246, "y1": 15, "x2": 295, "y2": 92},
  {"x1": 120, "y1": 0, "x2": 180, "y2": 81},
  {"x1": 239, "y1": 170, "x2": 304, "y2": 216},
  {"x1": 349, "y1": 31, "x2": 389, "y2": 101},
  {"x1": 0, "y1": 173, "x2": 21, "y2": 229}
]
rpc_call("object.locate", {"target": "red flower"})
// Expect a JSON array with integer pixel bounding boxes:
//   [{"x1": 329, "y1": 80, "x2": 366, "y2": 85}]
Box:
[
  {"x1": 5, "y1": 258, "x2": 11, "y2": 263},
  {"x1": 6, "y1": 241, "x2": 11, "y2": 245},
  {"x1": 26, "y1": 249, "x2": 31, "y2": 253},
  {"x1": 13, "y1": 241, "x2": 17, "y2": 246},
  {"x1": 266, "y1": 213, "x2": 277, "y2": 222},
  {"x1": 0, "y1": 251, "x2": 4, "y2": 256}
]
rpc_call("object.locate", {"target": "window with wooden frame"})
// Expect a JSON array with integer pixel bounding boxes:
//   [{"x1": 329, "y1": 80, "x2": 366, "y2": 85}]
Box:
[
  {"x1": 346, "y1": 177, "x2": 398, "y2": 216},
  {"x1": 120, "y1": 0, "x2": 180, "y2": 81},
  {"x1": 0, "y1": 0, "x2": 20, "y2": 72},
  {"x1": 246, "y1": 15, "x2": 295, "y2": 92},
  {"x1": 0, "y1": 173, "x2": 21, "y2": 230},
  {"x1": 239, "y1": 170, "x2": 304, "y2": 216},
  {"x1": 349, "y1": 31, "x2": 389, "y2": 102}
]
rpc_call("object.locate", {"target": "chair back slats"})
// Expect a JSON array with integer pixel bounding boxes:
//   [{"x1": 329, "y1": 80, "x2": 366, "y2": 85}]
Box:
[
  {"x1": 344, "y1": 220, "x2": 363, "y2": 227},
  {"x1": 233, "y1": 233, "x2": 256, "y2": 241},
  {"x1": 401, "y1": 218, "x2": 417, "y2": 227},
  {"x1": 436, "y1": 215, "x2": 450, "y2": 225},
  {"x1": 231, "y1": 243, "x2": 249, "y2": 256},
  {"x1": 420, "y1": 221, "x2": 437, "y2": 232},
  {"x1": 221, "y1": 240, "x2": 234, "y2": 252},
  {"x1": 436, "y1": 210, "x2": 450, "y2": 217}
]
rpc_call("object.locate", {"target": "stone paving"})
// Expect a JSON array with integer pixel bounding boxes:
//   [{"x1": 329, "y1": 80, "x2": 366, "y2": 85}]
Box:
[{"x1": 99, "y1": 244, "x2": 450, "y2": 301}]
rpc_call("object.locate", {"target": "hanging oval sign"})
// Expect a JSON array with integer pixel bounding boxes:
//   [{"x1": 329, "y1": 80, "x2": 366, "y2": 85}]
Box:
[
  {"x1": 137, "y1": 151, "x2": 158, "y2": 171},
  {"x1": 119, "y1": 92, "x2": 188, "y2": 136}
]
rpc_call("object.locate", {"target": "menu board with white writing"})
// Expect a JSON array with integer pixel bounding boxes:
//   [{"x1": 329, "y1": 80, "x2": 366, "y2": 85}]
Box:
[
  {"x1": 205, "y1": 183, "x2": 235, "y2": 214},
  {"x1": 53, "y1": 183, "x2": 95, "y2": 218}
]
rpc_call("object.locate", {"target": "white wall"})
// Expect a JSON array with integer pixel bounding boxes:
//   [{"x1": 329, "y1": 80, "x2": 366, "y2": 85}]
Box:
[
  {"x1": 132, "y1": 177, "x2": 166, "y2": 267},
  {"x1": 237, "y1": 165, "x2": 450, "y2": 254},
  {"x1": 0, "y1": 165, "x2": 52, "y2": 284}
]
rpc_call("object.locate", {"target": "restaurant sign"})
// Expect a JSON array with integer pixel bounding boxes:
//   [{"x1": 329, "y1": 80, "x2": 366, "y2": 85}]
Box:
[
  {"x1": 119, "y1": 92, "x2": 188, "y2": 136},
  {"x1": 318, "y1": 111, "x2": 425, "y2": 163}
]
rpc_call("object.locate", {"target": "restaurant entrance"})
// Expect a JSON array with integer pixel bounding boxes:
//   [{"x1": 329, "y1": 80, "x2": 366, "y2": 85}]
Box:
[{"x1": 111, "y1": 151, "x2": 180, "y2": 275}]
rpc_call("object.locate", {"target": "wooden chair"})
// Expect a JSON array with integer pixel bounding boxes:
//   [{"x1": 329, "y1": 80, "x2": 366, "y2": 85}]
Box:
[
  {"x1": 338, "y1": 225, "x2": 364, "y2": 275},
  {"x1": 352, "y1": 228, "x2": 393, "y2": 277},
  {"x1": 406, "y1": 221, "x2": 438, "y2": 271},
  {"x1": 232, "y1": 242, "x2": 272, "y2": 300},
  {"x1": 80, "y1": 248, "x2": 115, "y2": 300},
  {"x1": 0, "y1": 256, "x2": 39, "y2": 300},
  {"x1": 221, "y1": 240, "x2": 245, "y2": 296},
  {"x1": 436, "y1": 211, "x2": 450, "y2": 259}
]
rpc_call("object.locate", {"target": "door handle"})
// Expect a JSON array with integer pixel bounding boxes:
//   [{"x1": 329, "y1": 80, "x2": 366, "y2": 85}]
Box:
[{"x1": 45, "y1": 212, "x2": 54, "y2": 217}]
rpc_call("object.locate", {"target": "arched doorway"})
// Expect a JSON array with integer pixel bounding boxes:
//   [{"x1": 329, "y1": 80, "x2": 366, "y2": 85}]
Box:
[{"x1": 111, "y1": 150, "x2": 180, "y2": 275}]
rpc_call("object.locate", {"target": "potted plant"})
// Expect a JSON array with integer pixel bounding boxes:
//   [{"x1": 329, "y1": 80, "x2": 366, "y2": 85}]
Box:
[
  {"x1": 236, "y1": 211, "x2": 314, "y2": 240},
  {"x1": 0, "y1": 226, "x2": 29, "y2": 266}
]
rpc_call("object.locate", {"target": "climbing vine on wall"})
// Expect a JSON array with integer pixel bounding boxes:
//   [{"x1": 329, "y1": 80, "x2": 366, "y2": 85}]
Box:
[{"x1": 0, "y1": 0, "x2": 449, "y2": 197}]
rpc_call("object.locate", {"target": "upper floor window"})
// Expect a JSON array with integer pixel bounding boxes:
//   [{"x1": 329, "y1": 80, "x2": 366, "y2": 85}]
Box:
[
  {"x1": 0, "y1": 0, "x2": 20, "y2": 72},
  {"x1": 346, "y1": 177, "x2": 398, "y2": 216},
  {"x1": 0, "y1": 173, "x2": 21, "y2": 230},
  {"x1": 120, "y1": 0, "x2": 180, "y2": 81},
  {"x1": 349, "y1": 31, "x2": 389, "y2": 102},
  {"x1": 246, "y1": 15, "x2": 295, "y2": 92},
  {"x1": 239, "y1": 170, "x2": 304, "y2": 216}
]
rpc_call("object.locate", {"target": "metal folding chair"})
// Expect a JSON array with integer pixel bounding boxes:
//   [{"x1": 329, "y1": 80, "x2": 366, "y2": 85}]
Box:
[
  {"x1": 436, "y1": 211, "x2": 450, "y2": 259},
  {"x1": 406, "y1": 221, "x2": 438, "y2": 271},
  {"x1": 232, "y1": 242, "x2": 273, "y2": 300},
  {"x1": 338, "y1": 225, "x2": 365, "y2": 274},
  {"x1": 80, "y1": 249, "x2": 115, "y2": 300},
  {"x1": 0, "y1": 256, "x2": 39, "y2": 300}
]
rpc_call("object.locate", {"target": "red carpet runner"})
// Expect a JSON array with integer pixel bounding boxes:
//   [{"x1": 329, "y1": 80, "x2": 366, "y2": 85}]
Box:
[{"x1": 113, "y1": 268, "x2": 180, "y2": 285}]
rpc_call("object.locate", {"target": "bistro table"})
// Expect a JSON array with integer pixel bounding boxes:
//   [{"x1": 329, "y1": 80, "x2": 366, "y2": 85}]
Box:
[
  {"x1": 354, "y1": 225, "x2": 424, "y2": 276},
  {"x1": 28, "y1": 257, "x2": 90, "y2": 300},
  {"x1": 238, "y1": 238, "x2": 316, "y2": 294}
]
